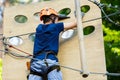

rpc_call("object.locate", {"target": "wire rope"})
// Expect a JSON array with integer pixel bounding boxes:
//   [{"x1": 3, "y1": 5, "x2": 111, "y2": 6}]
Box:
[
  {"x1": 1, "y1": 48, "x2": 120, "y2": 77},
  {"x1": 88, "y1": 0, "x2": 120, "y2": 26}
]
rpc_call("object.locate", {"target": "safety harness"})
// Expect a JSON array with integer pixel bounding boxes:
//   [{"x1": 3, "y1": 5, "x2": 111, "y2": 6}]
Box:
[
  {"x1": 29, "y1": 51, "x2": 61, "y2": 80},
  {"x1": 30, "y1": 65, "x2": 60, "y2": 80}
]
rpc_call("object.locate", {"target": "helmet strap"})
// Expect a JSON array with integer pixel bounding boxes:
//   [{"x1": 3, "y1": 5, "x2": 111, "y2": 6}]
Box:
[
  {"x1": 49, "y1": 15, "x2": 57, "y2": 23},
  {"x1": 51, "y1": 17, "x2": 56, "y2": 23}
]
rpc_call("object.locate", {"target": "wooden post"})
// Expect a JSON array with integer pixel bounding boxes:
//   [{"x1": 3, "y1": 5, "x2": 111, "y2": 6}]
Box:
[{"x1": 74, "y1": 0, "x2": 89, "y2": 78}]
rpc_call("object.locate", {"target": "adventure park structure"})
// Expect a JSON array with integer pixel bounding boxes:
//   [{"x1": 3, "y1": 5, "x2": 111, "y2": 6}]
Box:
[{"x1": 2, "y1": 0, "x2": 107, "y2": 80}]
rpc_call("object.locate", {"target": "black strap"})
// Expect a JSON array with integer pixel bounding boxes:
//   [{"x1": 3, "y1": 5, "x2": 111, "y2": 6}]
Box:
[
  {"x1": 30, "y1": 70, "x2": 47, "y2": 80},
  {"x1": 47, "y1": 65, "x2": 60, "y2": 74},
  {"x1": 29, "y1": 65, "x2": 60, "y2": 80}
]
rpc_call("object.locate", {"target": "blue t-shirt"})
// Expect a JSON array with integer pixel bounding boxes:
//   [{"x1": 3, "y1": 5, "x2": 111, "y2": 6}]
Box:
[{"x1": 33, "y1": 22, "x2": 64, "y2": 61}]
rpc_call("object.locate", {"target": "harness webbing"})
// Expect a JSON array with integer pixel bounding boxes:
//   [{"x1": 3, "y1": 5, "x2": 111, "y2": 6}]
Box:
[
  {"x1": 28, "y1": 50, "x2": 59, "y2": 80},
  {"x1": 29, "y1": 65, "x2": 60, "y2": 80}
]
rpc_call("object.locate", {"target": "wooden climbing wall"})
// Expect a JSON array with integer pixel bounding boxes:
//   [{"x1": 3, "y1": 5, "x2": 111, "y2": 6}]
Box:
[{"x1": 2, "y1": 0, "x2": 107, "y2": 80}]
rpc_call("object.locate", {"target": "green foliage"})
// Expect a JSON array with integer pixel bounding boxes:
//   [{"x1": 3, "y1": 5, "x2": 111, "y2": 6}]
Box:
[
  {"x1": 103, "y1": 25, "x2": 120, "y2": 43},
  {"x1": 14, "y1": 15, "x2": 28, "y2": 23},
  {"x1": 81, "y1": 5, "x2": 90, "y2": 13},
  {"x1": 83, "y1": 26, "x2": 95, "y2": 35},
  {"x1": 101, "y1": 0, "x2": 120, "y2": 79},
  {"x1": 101, "y1": 0, "x2": 120, "y2": 5},
  {"x1": 58, "y1": 8, "x2": 71, "y2": 16},
  {"x1": 103, "y1": 22, "x2": 120, "y2": 80},
  {"x1": 101, "y1": 0, "x2": 120, "y2": 30},
  {"x1": 104, "y1": 41, "x2": 120, "y2": 80}
]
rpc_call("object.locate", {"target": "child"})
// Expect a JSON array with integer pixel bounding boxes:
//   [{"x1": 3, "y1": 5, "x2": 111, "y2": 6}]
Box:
[{"x1": 28, "y1": 8, "x2": 77, "y2": 80}]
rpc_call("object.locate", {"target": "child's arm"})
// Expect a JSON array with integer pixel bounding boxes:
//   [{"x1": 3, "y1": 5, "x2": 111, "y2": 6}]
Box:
[{"x1": 63, "y1": 21, "x2": 77, "y2": 30}]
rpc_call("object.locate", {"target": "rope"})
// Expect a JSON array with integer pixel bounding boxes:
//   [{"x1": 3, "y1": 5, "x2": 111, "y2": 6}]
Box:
[
  {"x1": 2, "y1": 37, "x2": 33, "y2": 56},
  {"x1": 8, "y1": 44, "x2": 33, "y2": 56},
  {"x1": 1, "y1": 48, "x2": 120, "y2": 77},
  {"x1": 83, "y1": 11, "x2": 120, "y2": 23},
  {"x1": 8, "y1": 32, "x2": 35, "y2": 38},
  {"x1": 0, "y1": 49, "x2": 31, "y2": 59},
  {"x1": 88, "y1": 0, "x2": 120, "y2": 26}
]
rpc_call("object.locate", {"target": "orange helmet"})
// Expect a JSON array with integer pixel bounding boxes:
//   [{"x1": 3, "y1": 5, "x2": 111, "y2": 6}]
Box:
[{"x1": 40, "y1": 8, "x2": 58, "y2": 21}]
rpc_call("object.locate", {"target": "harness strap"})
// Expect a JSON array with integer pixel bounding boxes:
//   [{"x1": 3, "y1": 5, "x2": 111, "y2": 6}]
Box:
[
  {"x1": 29, "y1": 65, "x2": 60, "y2": 80},
  {"x1": 47, "y1": 65, "x2": 60, "y2": 74},
  {"x1": 44, "y1": 51, "x2": 56, "y2": 67},
  {"x1": 30, "y1": 70, "x2": 47, "y2": 80}
]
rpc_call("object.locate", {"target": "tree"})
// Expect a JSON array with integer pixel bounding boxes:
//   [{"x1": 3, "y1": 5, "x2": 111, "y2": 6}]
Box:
[{"x1": 101, "y1": 0, "x2": 120, "y2": 80}]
